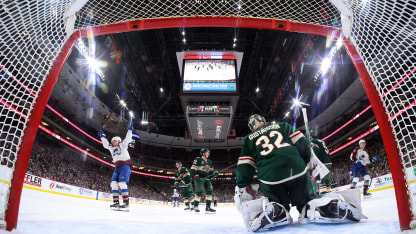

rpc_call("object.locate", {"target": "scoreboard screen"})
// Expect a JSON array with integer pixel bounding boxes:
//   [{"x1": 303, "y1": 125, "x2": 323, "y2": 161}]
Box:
[
  {"x1": 182, "y1": 59, "x2": 237, "y2": 93},
  {"x1": 186, "y1": 105, "x2": 233, "y2": 143}
]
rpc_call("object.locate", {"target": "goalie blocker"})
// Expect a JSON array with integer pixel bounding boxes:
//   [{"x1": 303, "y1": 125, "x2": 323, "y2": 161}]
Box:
[{"x1": 235, "y1": 186, "x2": 367, "y2": 232}]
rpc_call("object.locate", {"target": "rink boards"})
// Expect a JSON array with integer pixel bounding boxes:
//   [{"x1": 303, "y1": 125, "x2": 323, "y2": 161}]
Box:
[
  {"x1": 22, "y1": 173, "x2": 234, "y2": 206},
  {"x1": 332, "y1": 167, "x2": 416, "y2": 193},
  {"x1": 20, "y1": 169, "x2": 416, "y2": 206}
]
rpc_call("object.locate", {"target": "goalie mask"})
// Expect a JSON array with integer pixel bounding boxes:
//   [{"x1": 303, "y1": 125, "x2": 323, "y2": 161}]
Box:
[{"x1": 248, "y1": 114, "x2": 266, "y2": 132}]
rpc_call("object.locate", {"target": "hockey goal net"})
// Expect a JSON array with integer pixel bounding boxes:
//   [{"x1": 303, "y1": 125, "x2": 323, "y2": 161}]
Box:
[{"x1": 0, "y1": 0, "x2": 415, "y2": 231}]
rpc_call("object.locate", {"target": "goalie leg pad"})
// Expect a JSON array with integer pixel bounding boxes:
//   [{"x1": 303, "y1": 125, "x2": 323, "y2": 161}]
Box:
[
  {"x1": 250, "y1": 202, "x2": 292, "y2": 232},
  {"x1": 302, "y1": 194, "x2": 367, "y2": 223},
  {"x1": 240, "y1": 198, "x2": 266, "y2": 229}
]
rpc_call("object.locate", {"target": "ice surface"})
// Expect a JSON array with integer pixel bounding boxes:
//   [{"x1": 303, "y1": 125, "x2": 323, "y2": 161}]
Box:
[{"x1": 1, "y1": 187, "x2": 408, "y2": 234}]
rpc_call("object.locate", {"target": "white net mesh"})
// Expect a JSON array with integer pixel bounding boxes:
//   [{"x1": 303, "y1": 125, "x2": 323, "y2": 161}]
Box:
[
  {"x1": 0, "y1": 0, "x2": 72, "y2": 222},
  {"x1": 345, "y1": 0, "x2": 416, "y2": 225},
  {"x1": 0, "y1": 0, "x2": 415, "y2": 229}
]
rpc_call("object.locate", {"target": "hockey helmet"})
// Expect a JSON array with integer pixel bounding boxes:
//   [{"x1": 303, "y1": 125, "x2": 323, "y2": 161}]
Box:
[
  {"x1": 248, "y1": 114, "x2": 266, "y2": 132},
  {"x1": 359, "y1": 139, "x2": 366, "y2": 145},
  {"x1": 200, "y1": 148, "x2": 210, "y2": 156},
  {"x1": 111, "y1": 136, "x2": 122, "y2": 143},
  {"x1": 175, "y1": 161, "x2": 182, "y2": 166}
]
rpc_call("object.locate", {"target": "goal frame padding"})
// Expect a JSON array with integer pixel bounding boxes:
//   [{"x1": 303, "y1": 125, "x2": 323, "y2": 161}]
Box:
[{"x1": 5, "y1": 16, "x2": 411, "y2": 231}]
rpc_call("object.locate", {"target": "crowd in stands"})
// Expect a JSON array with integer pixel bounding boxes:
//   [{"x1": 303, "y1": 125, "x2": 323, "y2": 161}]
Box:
[{"x1": 25, "y1": 129, "x2": 394, "y2": 204}]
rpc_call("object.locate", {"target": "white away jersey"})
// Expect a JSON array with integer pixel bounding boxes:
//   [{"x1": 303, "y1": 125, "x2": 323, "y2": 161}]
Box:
[
  {"x1": 172, "y1": 191, "x2": 180, "y2": 198},
  {"x1": 350, "y1": 147, "x2": 371, "y2": 166},
  {"x1": 101, "y1": 130, "x2": 132, "y2": 163}
]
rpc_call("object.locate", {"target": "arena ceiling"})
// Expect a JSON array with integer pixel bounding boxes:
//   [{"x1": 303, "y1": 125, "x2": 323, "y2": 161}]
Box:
[{"x1": 64, "y1": 27, "x2": 358, "y2": 138}]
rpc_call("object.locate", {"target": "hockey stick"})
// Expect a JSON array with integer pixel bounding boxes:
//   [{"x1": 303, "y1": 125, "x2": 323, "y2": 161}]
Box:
[
  {"x1": 171, "y1": 162, "x2": 238, "y2": 187},
  {"x1": 102, "y1": 112, "x2": 113, "y2": 129},
  {"x1": 302, "y1": 108, "x2": 329, "y2": 182},
  {"x1": 207, "y1": 162, "x2": 238, "y2": 179}
]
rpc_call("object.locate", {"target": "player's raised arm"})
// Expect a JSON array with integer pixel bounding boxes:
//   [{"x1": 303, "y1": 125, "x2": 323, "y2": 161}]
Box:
[
  {"x1": 98, "y1": 130, "x2": 110, "y2": 149},
  {"x1": 121, "y1": 121, "x2": 133, "y2": 148}
]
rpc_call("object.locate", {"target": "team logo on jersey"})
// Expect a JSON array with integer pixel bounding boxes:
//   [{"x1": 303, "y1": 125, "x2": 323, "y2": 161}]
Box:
[{"x1": 112, "y1": 147, "x2": 121, "y2": 156}]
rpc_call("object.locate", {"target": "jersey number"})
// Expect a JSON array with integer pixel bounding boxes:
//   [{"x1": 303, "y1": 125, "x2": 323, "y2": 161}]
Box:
[{"x1": 255, "y1": 131, "x2": 291, "y2": 156}]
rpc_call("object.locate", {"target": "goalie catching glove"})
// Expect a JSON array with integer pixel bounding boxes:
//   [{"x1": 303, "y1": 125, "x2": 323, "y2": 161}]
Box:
[{"x1": 234, "y1": 184, "x2": 259, "y2": 211}]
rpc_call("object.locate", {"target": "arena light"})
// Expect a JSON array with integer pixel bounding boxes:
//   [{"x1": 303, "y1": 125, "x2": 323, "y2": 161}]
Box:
[
  {"x1": 336, "y1": 37, "x2": 343, "y2": 49},
  {"x1": 293, "y1": 98, "x2": 301, "y2": 107},
  {"x1": 320, "y1": 58, "x2": 331, "y2": 74},
  {"x1": 183, "y1": 38, "x2": 186, "y2": 43},
  {"x1": 160, "y1": 87, "x2": 164, "y2": 93},
  {"x1": 75, "y1": 39, "x2": 105, "y2": 81},
  {"x1": 284, "y1": 112, "x2": 290, "y2": 118},
  {"x1": 120, "y1": 100, "x2": 126, "y2": 108},
  {"x1": 233, "y1": 38, "x2": 237, "y2": 42},
  {"x1": 255, "y1": 87, "x2": 260, "y2": 93},
  {"x1": 141, "y1": 120, "x2": 149, "y2": 125},
  {"x1": 129, "y1": 111, "x2": 134, "y2": 118}
]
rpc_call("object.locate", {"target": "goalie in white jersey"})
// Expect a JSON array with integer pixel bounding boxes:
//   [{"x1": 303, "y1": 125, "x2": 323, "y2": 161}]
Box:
[
  {"x1": 98, "y1": 121, "x2": 133, "y2": 210},
  {"x1": 350, "y1": 139, "x2": 372, "y2": 198}
]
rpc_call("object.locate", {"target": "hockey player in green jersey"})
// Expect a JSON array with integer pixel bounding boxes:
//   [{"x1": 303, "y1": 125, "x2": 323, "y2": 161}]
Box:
[
  {"x1": 190, "y1": 148, "x2": 219, "y2": 213},
  {"x1": 310, "y1": 131, "x2": 332, "y2": 194},
  {"x1": 174, "y1": 161, "x2": 194, "y2": 211},
  {"x1": 234, "y1": 114, "x2": 367, "y2": 232}
]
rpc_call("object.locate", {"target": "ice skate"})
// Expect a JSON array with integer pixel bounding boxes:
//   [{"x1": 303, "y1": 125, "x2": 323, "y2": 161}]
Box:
[
  {"x1": 205, "y1": 206, "x2": 216, "y2": 214},
  {"x1": 118, "y1": 203, "x2": 130, "y2": 212},
  {"x1": 184, "y1": 206, "x2": 191, "y2": 211},
  {"x1": 194, "y1": 207, "x2": 200, "y2": 213},
  {"x1": 363, "y1": 192, "x2": 372, "y2": 199},
  {"x1": 110, "y1": 201, "x2": 120, "y2": 210}
]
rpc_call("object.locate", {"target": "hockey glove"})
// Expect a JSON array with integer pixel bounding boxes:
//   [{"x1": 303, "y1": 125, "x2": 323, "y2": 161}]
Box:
[
  {"x1": 98, "y1": 130, "x2": 106, "y2": 138},
  {"x1": 127, "y1": 120, "x2": 134, "y2": 131},
  {"x1": 213, "y1": 170, "x2": 219, "y2": 177},
  {"x1": 234, "y1": 184, "x2": 259, "y2": 212}
]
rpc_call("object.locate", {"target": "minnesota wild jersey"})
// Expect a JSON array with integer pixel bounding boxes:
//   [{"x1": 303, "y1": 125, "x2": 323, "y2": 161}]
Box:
[
  {"x1": 311, "y1": 139, "x2": 331, "y2": 167},
  {"x1": 236, "y1": 122, "x2": 311, "y2": 187},
  {"x1": 190, "y1": 157, "x2": 214, "y2": 179},
  {"x1": 174, "y1": 167, "x2": 191, "y2": 185}
]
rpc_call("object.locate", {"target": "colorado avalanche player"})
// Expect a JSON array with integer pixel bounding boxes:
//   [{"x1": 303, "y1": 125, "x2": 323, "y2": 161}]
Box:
[
  {"x1": 172, "y1": 189, "x2": 180, "y2": 207},
  {"x1": 350, "y1": 139, "x2": 372, "y2": 198},
  {"x1": 98, "y1": 121, "x2": 133, "y2": 210}
]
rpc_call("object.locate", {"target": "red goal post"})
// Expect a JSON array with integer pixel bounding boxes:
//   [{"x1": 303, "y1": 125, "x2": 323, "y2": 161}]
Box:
[{"x1": 0, "y1": 0, "x2": 414, "y2": 231}]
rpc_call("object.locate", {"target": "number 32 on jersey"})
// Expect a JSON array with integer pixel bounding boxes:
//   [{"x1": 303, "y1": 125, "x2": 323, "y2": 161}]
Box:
[{"x1": 255, "y1": 131, "x2": 290, "y2": 156}]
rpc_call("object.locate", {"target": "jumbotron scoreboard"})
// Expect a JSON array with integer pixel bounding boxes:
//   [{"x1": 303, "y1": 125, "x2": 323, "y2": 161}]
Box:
[
  {"x1": 177, "y1": 51, "x2": 243, "y2": 143},
  {"x1": 186, "y1": 105, "x2": 233, "y2": 142}
]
